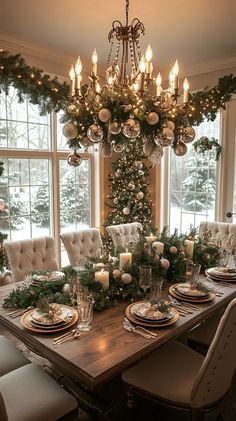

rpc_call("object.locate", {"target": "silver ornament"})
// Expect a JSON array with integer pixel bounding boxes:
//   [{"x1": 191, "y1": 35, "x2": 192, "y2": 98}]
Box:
[
  {"x1": 123, "y1": 118, "x2": 140, "y2": 138},
  {"x1": 115, "y1": 169, "x2": 122, "y2": 178},
  {"x1": 113, "y1": 269, "x2": 122, "y2": 279},
  {"x1": 123, "y1": 207, "x2": 130, "y2": 215},
  {"x1": 121, "y1": 273, "x2": 132, "y2": 284},
  {"x1": 136, "y1": 191, "x2": 144, "y2": 200},
  {"x1": 149, "y1": 144, "x2": 163, "y2": 165},
  {"x1": 109, "y1": 120, "x2": 121, "y2": 135},
  {"x1": 138, "y1": 202, "x2": 143, "y2": 209},
  {"x1": 173, "y1": 141, "x2": 188, "y2": 156},
  {"x1": 98, "y1": 108, "x2": 112, "y2": 123},
  {"x1": 166, "y1": 120, "x2": 175, "y2": 131},
  {"x1": 183, "y1": 127, "x2": 196, "y2": 143},
  {"x1": 87, "y1": 124, "x2": 103, "y2": 143},
  {"x1": 146, "y1": 111, "x2": 159, "y2": 125},
  {"x1": 113, "y1": 143, "x2": 125, "y2": 153},
  {"x1": 62, "y1": 122, "x2": 78, "y2": 139},
  {"x1": 128, "y1": 182, "x2": 135, "y2": 191},
  {"x1": 67, "y1": 151, "x2": 82, "y2": 167},
  {"x1": 100, "y1": 142, "x2": 113, "y2": 157}
]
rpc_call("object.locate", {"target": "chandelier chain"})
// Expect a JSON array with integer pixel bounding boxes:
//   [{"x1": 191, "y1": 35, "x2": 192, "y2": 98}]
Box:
[{"x1": 126, "y1": 0, "x2": 129, "y2": 26}]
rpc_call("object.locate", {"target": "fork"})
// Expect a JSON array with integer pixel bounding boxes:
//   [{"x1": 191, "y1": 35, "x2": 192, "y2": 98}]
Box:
[
  {"x1": 168, "y1": 296, "x2": 194, "y2": 313},
  {"x1": 53, "y1": 332, "x2": 81, "y2": 345},
  {"x1": 6, "y1": 306, "x2": 34, "y2": 318},
  {"x1": 124, "y1": 317, "x2": 158, "y2": 338}
]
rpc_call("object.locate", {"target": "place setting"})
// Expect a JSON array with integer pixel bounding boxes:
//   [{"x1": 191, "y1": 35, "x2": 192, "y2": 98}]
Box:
[
  {"x1": 27, "y1": 270, "x2": 65, "y2": 286},
  {"x1": 169, "y1": 262, "x2": 216, "y2": 304}
]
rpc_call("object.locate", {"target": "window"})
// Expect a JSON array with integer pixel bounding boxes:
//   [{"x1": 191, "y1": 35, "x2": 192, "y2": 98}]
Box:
[
  {"x1": 0, "y1": 87, "x2": 95, "y2": 265},
  {"x1": 168, "y1": 114, "x2": 221, "y2": 233}
]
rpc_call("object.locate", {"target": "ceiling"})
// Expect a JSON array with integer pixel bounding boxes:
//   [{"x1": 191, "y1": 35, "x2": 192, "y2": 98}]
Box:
[{"x1": 1, "y1": 0, "x2": 236, "y2": 76}]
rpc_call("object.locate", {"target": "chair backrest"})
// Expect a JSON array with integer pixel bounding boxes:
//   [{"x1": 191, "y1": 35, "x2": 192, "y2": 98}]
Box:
[
  {"x1": 199, "y1": 221, "x2": 236, "y2": 250},
  {"x1": 60, "y1": 228, "x2": 102, "y2": 267},
  {"x1": 4, "y1": 236, "x2": 59, "y2": 282},
  {"x1": 106, "y1": 222, "x2": 143, "y2": 248},
  {"x1": 191, "y1": 297, "x2": 236, "y2": 408}
]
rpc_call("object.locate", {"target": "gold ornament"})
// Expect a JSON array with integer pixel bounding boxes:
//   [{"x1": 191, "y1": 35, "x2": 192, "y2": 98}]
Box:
[
  {"x1": 166, "y1": 120, "x2": 175, "y2": 131},
  {"x1": 87, "y1": 123, "x2": 103, "y2": 142},
  {"x1": 146, "y1": 111, "x2": 159, "y2": 125},
  {"x1": 67, "y1": 150, "x2": 82, "y2": 167},
  {"x1": 109, "y1": 120, "x2": 121, "y2": 135},
  {"x1": 160, "y1": 258, "x2": 170, "y2": 269},
  {"x1": 98, "y1": 108, "x2": 112, "y2": 123},
  {"x1": 62, "y1": 122, "x2": 78, "y2": 139},
  {"x1": 173, "y1": 141, "x2": 188, "y2": 156},
  {"x1": 113, "y1": 269, "x2": 122, "y2": 279},
  {"x1": 183, "y1": 127, "x2": 196, "y2": 143},
  {"x1": 123, "y1": 118, "x2": 140, "y2": 138},
  {"x1": 169, "y1": 246, "x2": 177, "y2": 254}
]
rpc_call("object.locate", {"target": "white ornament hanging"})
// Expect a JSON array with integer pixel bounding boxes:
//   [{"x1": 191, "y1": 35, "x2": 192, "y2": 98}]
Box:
[
  {"x1": 98, "y1": 108, "x2": 112, "y2": 123},
  {"x1": 62, "y1": 122, "x2": 78, "y2": 139},
  {"x1": 146, "y1": 112, "x2": 159, "y2": 125},
  {"x1": 109, "y1": 120, "x2": 122, "y2": 135},
  {"x1": 123, "y1": 207, "x2": 131, "y2": 215},
  {"x1": 87, "y1": 123, "x2": 103, "y2": 143},
  {"x1": 136, "y1": 191, "x2": 144, "y2": 200},
  {"x1": 123, "y1": 118, "x2": 140, "y2": 138}
]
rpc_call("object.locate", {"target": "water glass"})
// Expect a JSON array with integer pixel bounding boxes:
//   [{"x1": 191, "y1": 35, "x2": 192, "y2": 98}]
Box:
[
  {"x1": 150, "y1": 277, "x2": 163, "y2": 304},
  {"x1": 77, "y1": 288, "x2": 94, "y2": 331},
  {"x1": 139, "y1": 265, "x2": 152, "y2": 296},
  {"x1": 69, "y1": 276, "x2": 80, "y2": 308},
  {"x1": 186, "y1": 263, "x2": 201, "y2": 289}
]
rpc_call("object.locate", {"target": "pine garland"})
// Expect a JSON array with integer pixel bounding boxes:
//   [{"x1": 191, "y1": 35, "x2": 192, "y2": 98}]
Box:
[{"x1": 193, "y1": 137, "x2": 221, "y2": 161}]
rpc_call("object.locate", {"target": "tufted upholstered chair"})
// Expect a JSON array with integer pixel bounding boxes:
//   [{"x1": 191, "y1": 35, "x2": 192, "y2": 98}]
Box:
[
  {"x1": 199, "y1": 221, "x2": 236, "y2": 251},
  {"x1": 123, "y1": 298, "x2": 236, "y2": 420},
  {"x1": 0, "y1": 363, "x2": 77, "y2": 420},
  {"x1": 4, "y1": 236, "x2": 59, "y2": 282},
  {"x1": 60, "y1": 228, "x2": 102, "y2": 267},
  {"x1": 106, "y1": 222, "x2": 143, "y2": 248},
  {"x1": 0, "y1": 335, "x2": 29, "y2": 377}
]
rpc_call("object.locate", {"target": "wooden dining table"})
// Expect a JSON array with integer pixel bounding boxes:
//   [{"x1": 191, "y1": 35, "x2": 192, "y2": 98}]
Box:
[{"x1": 0, "y1": 279, "x2": 235, "y2": 418}]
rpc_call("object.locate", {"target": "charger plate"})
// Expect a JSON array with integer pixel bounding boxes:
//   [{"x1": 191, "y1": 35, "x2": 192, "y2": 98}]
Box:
[
  {"x1": 125, "y1": 303, "x2": 179, "y2": 327},
  {"x1": 21, "y1": 305, "x2": 78, "y2": 333},
  {"x1": 169, "y1": 284, "x2": 216, "y2": 303}
]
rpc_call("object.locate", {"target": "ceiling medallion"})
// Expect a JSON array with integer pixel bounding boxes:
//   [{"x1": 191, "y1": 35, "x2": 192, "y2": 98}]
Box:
[{"x1": 62, "y1": 0, "x2": 196, "y2": 165}]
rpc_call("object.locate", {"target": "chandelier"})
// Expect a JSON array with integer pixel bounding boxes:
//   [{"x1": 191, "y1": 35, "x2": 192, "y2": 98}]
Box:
[{"x1": 63, "y1": 0, "x2": 196, "y2": 167}]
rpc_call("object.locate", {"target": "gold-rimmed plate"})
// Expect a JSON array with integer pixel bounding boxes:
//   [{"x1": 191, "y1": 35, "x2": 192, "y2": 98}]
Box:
[
  {"x1": 21, "y1": 305, "x2": 78, "y2": 334},
  {"x1": 125, "y1": 302, "x2": 179, "y2": 327},
  {"x1": 169, "y1": 284, "x2": 216, "y2": 303}
]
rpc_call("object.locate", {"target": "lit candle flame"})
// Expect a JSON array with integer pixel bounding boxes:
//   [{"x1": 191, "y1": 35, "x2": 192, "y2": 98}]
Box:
[{"x1": 75, "y1": 56, "x2": 82, "y2": 75}]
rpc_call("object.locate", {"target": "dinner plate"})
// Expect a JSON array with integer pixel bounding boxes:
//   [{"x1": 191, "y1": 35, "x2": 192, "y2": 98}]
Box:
[
  {"x1": 169, "y1": 284, "x2": 216, "y2": 303},
  {"x1": 205, "y1": 268, "x2": 236, "y2": 282},
  {"x1": 32, "y1": 271, "x2": 65, "y2": 283},
  {"x1": 29, "y1": 319, "x2": 66, "y2": 330},
  {"x1": 206, "y1": 267, "x2": 236, "y2": 277},
  {"x1": 175, "y1": 283, "x2": 208, "y2": 298},
  {"x1": 125, "y1": 303, "x2": 179, "y2": 327},
  {"x1": 131, "y1": 301, "x2": 173, "y2": 322},
  {"x1": 21, "y1": 305, "x2": 78, "y2": 333},
  {"x1": 31, "y1": 306, "x2": 73, "y2": 325}
]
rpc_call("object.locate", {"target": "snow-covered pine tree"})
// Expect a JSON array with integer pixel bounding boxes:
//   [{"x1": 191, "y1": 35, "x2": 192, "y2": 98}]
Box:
[{"x1": 104, "y1": 139, "x2": 153, "y2": 234}]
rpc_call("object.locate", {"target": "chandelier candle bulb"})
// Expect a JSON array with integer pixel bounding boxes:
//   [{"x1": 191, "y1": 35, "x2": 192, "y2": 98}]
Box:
[
  {"x1": 69, "y1": 65, "x2": 75, "y2": 96},
  {"x1": 145, "y1": 233, "x2": 158, "y2": 243},
  {"x1": 152, "y1": 241, "x2": 164, "y2": 254},
  {"x1": 119, "y1": 249, "x2": 132, "y2": 270},
  {"x1": 95, "y1": 269, "x2": 109, "y2": 289},
  {"x1": 75, "y1": 56, "x2": 82, "y2": 92},
  {"x1": 184, "y1": 239, "x2": 194, "y2": 259},
  {"x1": 91, "y1": 49, "x2": 98, "y2": 76},
  {"x1": 139, "y1": 55, "x2": 146, "y2": 90},
  {"x1": 145, "y1": 44, "x2": 153, "y2": 74},
  {"x1": 173, "y1": 60, "x2": 179, "y2": 90},
  {"x1": 183, "y1": 78, "x2": 189, "y2": 103},
  {"x1": 156, "y1": 73, "x2": 162, "y2": 96}
]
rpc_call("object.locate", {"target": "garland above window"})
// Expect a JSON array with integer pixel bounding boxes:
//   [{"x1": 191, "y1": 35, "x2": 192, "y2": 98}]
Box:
[{"x1": 0, "y1": 49, "x2": 235, "y2": 164}]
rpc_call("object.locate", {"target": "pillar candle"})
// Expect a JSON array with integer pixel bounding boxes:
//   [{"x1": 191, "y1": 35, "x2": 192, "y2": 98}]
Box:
[
  {"x1": 95, "y1": 269, "x2": 109, "y2": 289},
  {"x1": 145, "y1": 233, "x2": 158, "y2": 243},
  {"x1": 119, "y1": 251, "x2": 132, "y2": 270},
  {"x1": 152, "y1": 241, "x2": 164, "y2": 255},
  {"x1": 185, "y1": 239, "x2": 194, "y2": 259}
]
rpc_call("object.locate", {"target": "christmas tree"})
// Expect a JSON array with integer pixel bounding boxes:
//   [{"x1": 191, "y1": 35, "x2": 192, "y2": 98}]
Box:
[
  {"x1": 31, "y1": 184, "x2": 50, "y2": 226},
  {"x1": 104, "y1": 139, "x2": 153, "y2": 234}
]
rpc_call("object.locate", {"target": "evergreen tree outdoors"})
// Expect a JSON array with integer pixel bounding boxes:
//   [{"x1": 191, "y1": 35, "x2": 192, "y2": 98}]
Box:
[
  {"x1": 31, "y1": 184, "x2": 50, "y2": 226},
  {"x1": 181, "y1": 153, "x2": 216, "y2": 212},
  {"x1": 104, "y1": 139, "x2": 153, "y2": 234}
]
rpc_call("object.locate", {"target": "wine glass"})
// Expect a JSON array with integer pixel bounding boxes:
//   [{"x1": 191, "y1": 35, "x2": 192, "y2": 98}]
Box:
[
  {"x1": 150, "y1": 277, "x2": 163, "y2": 304},
  {"x1": 139, "y1": 266, "x2": 152, "y2": 297}
]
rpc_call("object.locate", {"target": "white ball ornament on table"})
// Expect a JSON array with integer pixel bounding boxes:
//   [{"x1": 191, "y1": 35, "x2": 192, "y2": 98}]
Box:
[
  {"x1": 146, "y1": 112, "x2": 159, "y2": 125},
  {"x1": 173, "y1": 141, "x2": 188, "y2": 156},
  {"x1": 113, "y1": 269, "x2": 122, "y2": 280},
  {"x1": 67, "y1": 150, "x2": 82, "y2": 167},
  {"x1": 98, "y1": 108, "x2": 112, "y2": 123},
  {"x1": 87, "y1": 123, "x2": 103, "y2": 143},
  {"x1": 123, "y1": 118, "x2": 140, "y2": 138},
  {"x1": 123, "y1": 207, "x2": 131, "y2": 215},
  {"x1": 160, "y1": 258, "x2": 170, "y2": 270},
  {"x1": 169, "y1": 246, "x2": 178, "y2": 254},
  {"x1": 121, "y1": 273, "x2": 132, "y2": 285},
  {"x1": 62, "y1": 122, "x2": 79, "y2": 139}
]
